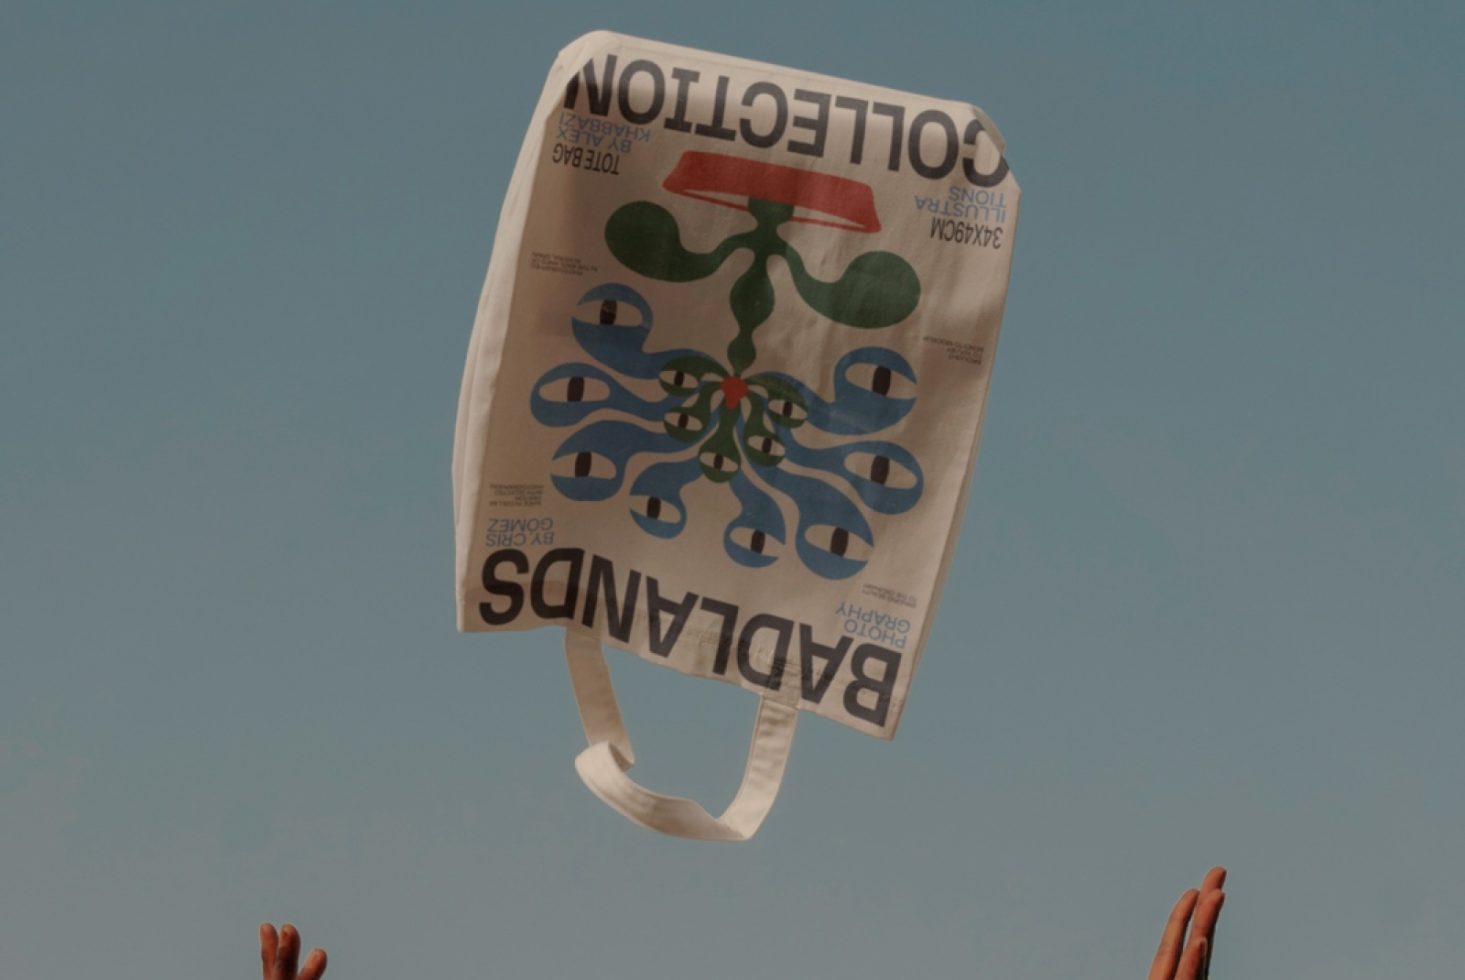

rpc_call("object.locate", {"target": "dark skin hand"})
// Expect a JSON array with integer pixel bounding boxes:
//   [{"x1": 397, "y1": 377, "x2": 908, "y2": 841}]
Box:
[
  {"x1": 259, "y1": 923, "x2": 327, "y2": 980},
  {"x1": 1149, "y1": 866, "x2": 1227, "y2": 980}
]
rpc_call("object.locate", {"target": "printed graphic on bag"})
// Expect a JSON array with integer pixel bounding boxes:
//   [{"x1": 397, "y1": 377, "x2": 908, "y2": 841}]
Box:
[
  {"x1": 455, "y1": 32, "x2": 1020, "y2": 743},
  {"x1": 531, "y1": 150, "x2": 925, "y2": 581}
]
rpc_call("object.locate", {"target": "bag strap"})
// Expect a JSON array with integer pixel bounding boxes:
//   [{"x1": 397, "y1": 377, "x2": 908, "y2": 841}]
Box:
[{"x1": 563, "y1": 629, "x2": 798, "y2": 842}]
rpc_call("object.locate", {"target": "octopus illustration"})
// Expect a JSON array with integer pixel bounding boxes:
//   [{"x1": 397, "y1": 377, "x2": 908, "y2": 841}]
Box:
[{"x1": 530, "y1": 151, "x2": 925, "y2": 580}]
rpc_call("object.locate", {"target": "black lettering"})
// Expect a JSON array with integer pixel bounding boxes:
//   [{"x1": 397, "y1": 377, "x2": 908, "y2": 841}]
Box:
[
  {"x1": 961, "y1": 116, "x2": 1010, "y2": 187},
  {"x1": 664, "y1": 67, "x2": 700, "y2": 132},
  {"x1": 580, "y1": 555, "x2": 641, "y2": 642},
  {"x1": 701, "y1": 597, "x2": 741, "y2": 674},
  {"x1": 834, "y1": 95, "x2": 869, "y2": 165},
  {"x1": 788, "y1": 88, "x2": 830, "y2": 157},
  {"x1": 908, "y1": 109, "x2": 959, "y2": 179},
  {"x1": 871, "y1": 102, "x2": 905, "y2": 171},
  {"x1": 797, "y1": 625, "x2": 849, "y2": 703},
  {"x1": 738, "y1": 81, "x2": 788, "y2": 148},
  {"x1": 843, "y1": 643, "x2": 900, "y2": 727},
  {"x1": 693, "y1": 75, "x2": 737, "y2": 141},
  {"x1": 479, "y1": 549, "x2": 528, "y2": 625},
  {"x1": 563, "y1": 55, "x2": 617, "y2": 115},
  {"x1": 617, "y1": 59, "x2": 665, "y2": 125},
  {"x1": 646, "y1": 577, "x2": 698, "y2": 657},
  {"x1": 736, "y1": 614, "x2": 792, "y2": 690},
  {"x1": 530, "y1": 547, "x2": 584, "y2": 620}
]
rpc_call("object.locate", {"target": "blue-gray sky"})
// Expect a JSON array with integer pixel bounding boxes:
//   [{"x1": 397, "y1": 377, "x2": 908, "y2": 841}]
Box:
[{"x1": 3, "y1": 2, "x2": 1462, "y2": 978}]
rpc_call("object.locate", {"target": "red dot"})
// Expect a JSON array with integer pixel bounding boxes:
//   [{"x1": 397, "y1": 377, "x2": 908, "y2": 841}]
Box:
[{"x1": 720, "y1": 376, "x2": 749, "y2": 409}]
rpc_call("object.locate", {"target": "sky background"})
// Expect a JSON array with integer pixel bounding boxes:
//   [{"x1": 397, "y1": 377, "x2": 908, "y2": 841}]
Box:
[{"x1": 3, "y1": 2, "x2": 1462, "y2": 978}]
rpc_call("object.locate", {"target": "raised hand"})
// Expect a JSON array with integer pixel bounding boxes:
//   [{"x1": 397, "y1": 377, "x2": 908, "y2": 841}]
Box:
[
  {"x1": 259, "y1": 923, "x2": 327, "y2": 980},
  {"x1": 1148, "y1": 866, "x2": 1227, "y2": 980}
]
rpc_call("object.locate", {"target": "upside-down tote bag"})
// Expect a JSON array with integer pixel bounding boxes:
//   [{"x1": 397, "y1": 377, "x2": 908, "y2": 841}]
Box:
[{"x1": 453, "y1": 32, "x2": 1020, "y2": 840}]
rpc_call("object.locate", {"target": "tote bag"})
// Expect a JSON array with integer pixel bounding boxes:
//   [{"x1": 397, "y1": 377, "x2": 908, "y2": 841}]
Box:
[{"x1": 454, "y1": 32, "x2": 1020, "y2": 840}]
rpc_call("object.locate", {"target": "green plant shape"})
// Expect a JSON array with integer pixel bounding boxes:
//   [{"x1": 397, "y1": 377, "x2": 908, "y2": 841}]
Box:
[
  {"x1": 664, "y1": 381, "x2": 720, "y2": 444},
  {"x1": 726, "y1": 266, "x2": 775, "y2": 372},
  {"x1": 746, "y1": 374, "x2": 808, "y2": 429},
  {"x1": 659, "y1": 354, "x2": 725, "y2": 396},
  {"x1": 698, "y1": 408, "x2": 742, "y2": 482},
  {"x1": 741, "y1": 401, "x2": 786, "y2": 467},
  {"x1": 605, "y1": 197, "x2": 921, "y2": 376},
  {"x1": 606, "y1": 202, "x2": 738, "y2": 282},
  {"x1": 781, "y1": 247, "x2": 920, "y2": 329}
]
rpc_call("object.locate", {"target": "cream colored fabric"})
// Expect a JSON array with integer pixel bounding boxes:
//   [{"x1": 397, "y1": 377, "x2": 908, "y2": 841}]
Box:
[
  {"x1": 565, "y1": 630, "x2": 796, "y2": 841},
  {"x1": 454, "y1": 31, "x2": 1019, "y2": 838}
]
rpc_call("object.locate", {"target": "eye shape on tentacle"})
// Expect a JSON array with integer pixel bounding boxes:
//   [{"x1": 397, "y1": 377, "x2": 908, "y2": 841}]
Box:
[
  {"x1": 745, "y1": 434, "x2": 785, "y2": 461},
  {"x1": 699, "y1": 449, "x2": 740, "y2": 477},
  {"x1": 728, "y1": 526, "x2": 779, "y2": 557},
  {"x1": 631, "y1": 494, "x2": 682, "y2": 525},
  {"x1": 845, "y1": 451, "x2": 918, "y2": 489},
  {"x1": 575, "y1": 296, "x2": 645, "y2": 329},
  {"x1": 659, "y1": 368, "x2": 705, "y2": 395},
  {"x1": 804, "y1": 524, "x2": 872, "y2": 563},
  {"x1": 844, "y1": 361, "x2": 915, "y2": 399},
  {"x1": 766, "y1": 398, "x2": 808, "y2": 426},
  {"x1": 663, "y1": 409, "x2": 706, "y2": 435},
  {"x1": 538, "y1": 375, "x2": 611, "y2": 404},
  {"x1": 553, "y1": 451, "x2": 616, "y2": 481}
]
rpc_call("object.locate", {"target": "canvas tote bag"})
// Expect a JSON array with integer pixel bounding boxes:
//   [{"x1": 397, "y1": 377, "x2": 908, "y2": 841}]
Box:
[{"x1": 454, "y1": 32, "x2": 1019, "y2": 840}]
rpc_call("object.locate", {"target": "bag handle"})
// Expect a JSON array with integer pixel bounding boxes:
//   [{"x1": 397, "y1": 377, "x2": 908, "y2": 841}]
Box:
[{"x1": 563, "y1": 629, "x2": 797, "y2": 842}]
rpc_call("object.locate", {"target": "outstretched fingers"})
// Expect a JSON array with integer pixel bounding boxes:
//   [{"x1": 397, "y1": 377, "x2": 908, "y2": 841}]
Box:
[
  {"x1": 259, "y1": 924, "x2": 278, "y2": 980},
  {"x1": 1148, "y1": 889, "x2": 1199, "y2": 980},
  {"x1": 276, "y1": 923, "x2": 302, "y2": 980},
  {"x1": 1192, "y1": 888, "x2": 1226, "y2": 948},
  {"x1": 299, "y1": 947, "x2": 328, "y2": 980},
  {"x1": 1193, "y1": 867, "x2": 1227, "y2": 979},
  {"x1": 1175, "y1": 936, "x2": 1209, "y2": 980},
  {"x1": 260, "y1": 922, "x2": 326, "y2": 980}
]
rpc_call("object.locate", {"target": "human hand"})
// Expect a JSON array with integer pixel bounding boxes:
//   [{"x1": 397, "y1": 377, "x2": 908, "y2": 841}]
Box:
[
  {"x1": 259, "y1": 923, "x2": 327, "y2": 980},
  {"x1": 1148, "y1": 866, "x2": 1226, "y2": 980}
]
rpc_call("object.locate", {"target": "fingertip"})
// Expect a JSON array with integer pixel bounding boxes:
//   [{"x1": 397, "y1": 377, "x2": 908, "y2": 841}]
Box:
[
  {"x1": 303, "y1": 947, "x2": 328, "y2": 980},
  {"x1": 277, "y1": 923, "x2": 300, "y2": 962}
]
